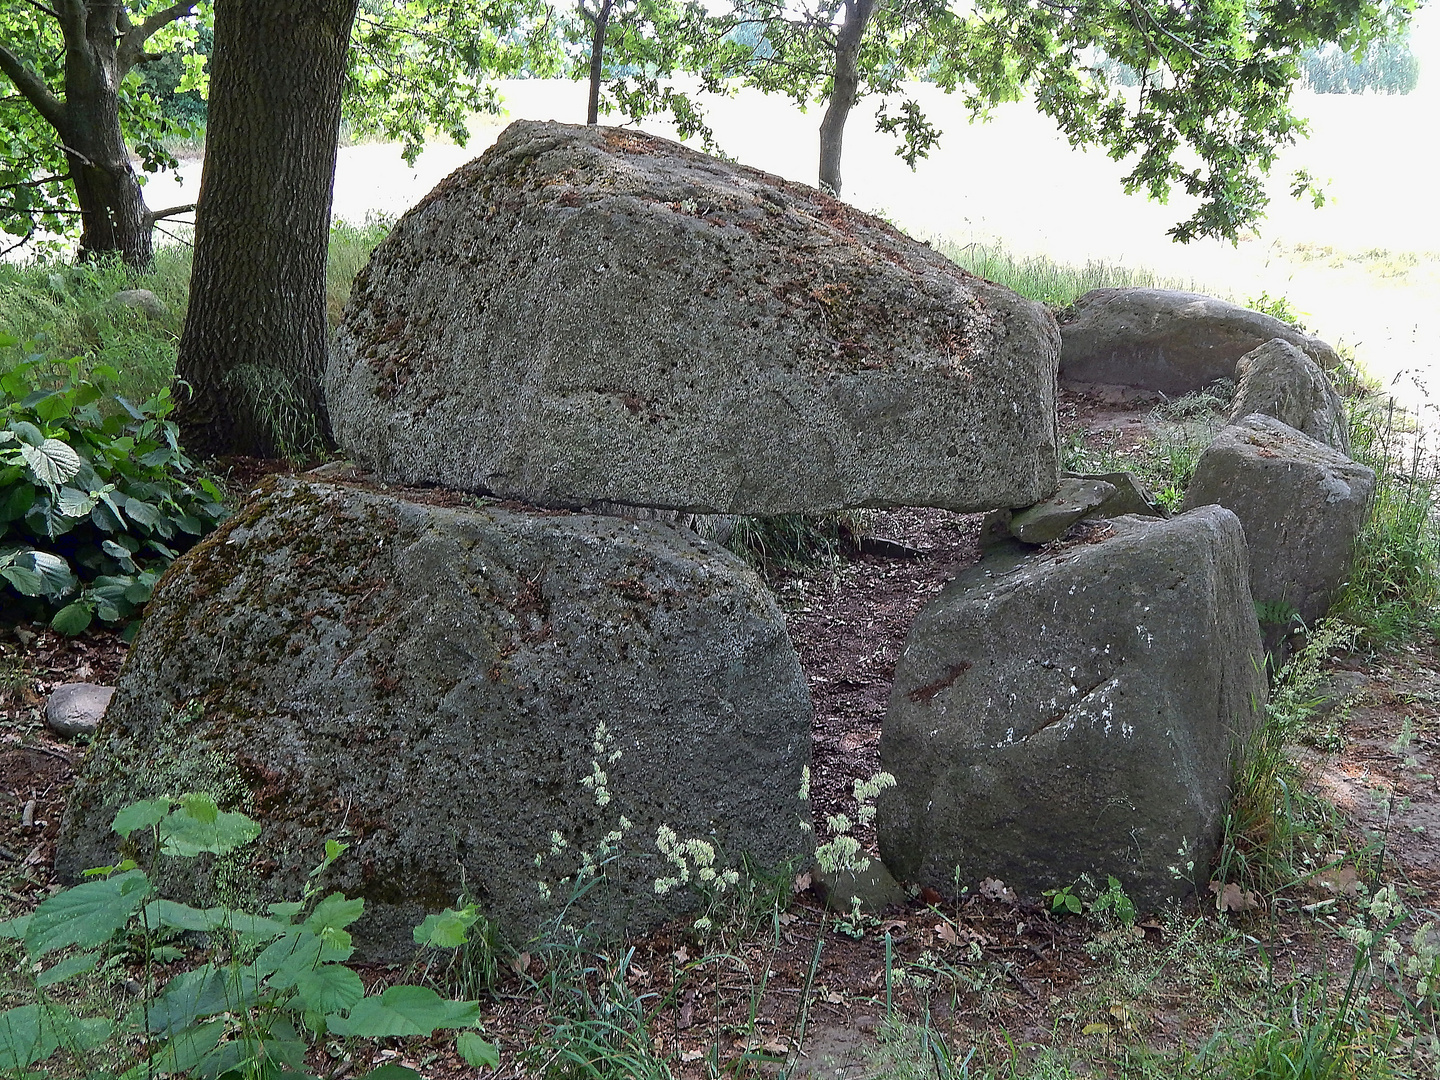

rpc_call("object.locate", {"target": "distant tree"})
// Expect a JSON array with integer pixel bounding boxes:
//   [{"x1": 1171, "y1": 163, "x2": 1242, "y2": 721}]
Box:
[
  {"x1": 685, "y1": 0, "x2": 1417, "y2": 239},
  {"x1": 1301, "y1": 34, "x2": 1420, "y2": 94},
  {"x1": 0, "y1": 2, "x2": 205, "y2": 267}
]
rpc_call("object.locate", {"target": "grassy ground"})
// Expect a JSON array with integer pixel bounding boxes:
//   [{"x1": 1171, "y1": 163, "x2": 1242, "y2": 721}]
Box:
[
  {"x1": 0, "y1": 218, "x2": 391, "y2": 404},
  {"x1": 939, "y1": 241, "x2": 1201, "y2": 308}
]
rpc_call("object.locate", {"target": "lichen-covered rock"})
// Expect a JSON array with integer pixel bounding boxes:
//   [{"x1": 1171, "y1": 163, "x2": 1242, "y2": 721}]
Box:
[
  {"x1": 56, "y1": 473, "x2": 813, "y2": 957},
  {"x1": 1064, "y1": 471, "x2": 1167, "y2": 519},
  {"x1": 1229, "y1": 338, "x2": 1350, "y2": 454},
  {"x1": 327, "y1": 120, "x2": 1060, "y2": 515},
  {"x1": 1180, "y1": 414, "x2": 1375, "y2": 627},
  {"x1": 1059, "y1": 289, "x2": 1340, "y2": 396},
  {"x1": 46, "y1": 683, "x2": 114, "y2": 738},
  {"x1": 1008, "y1": 477, "x2": 1116, "y2": 544},
  {"x1": 877, "y1": 508, "x2": 1266, "y2": 909}
]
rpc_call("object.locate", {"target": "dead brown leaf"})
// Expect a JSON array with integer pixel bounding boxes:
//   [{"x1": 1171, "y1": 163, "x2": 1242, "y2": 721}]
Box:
[
  {"x1": 1318, "y1": 865, "x2": 1361, "y2": 896},
  {"x1": 979, "y1": 877, "x2": 1017, "y2": 902},
  {"x1": 1208, "y1": 880, "x2": 1261, "y2": 912}
]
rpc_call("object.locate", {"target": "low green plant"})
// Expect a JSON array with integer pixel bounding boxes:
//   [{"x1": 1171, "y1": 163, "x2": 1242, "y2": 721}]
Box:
[
  {"x1": 1333, "y1": 392, "x2": 1440, "y2": 644},
  {"x1": 1216, "y1": 620, "x2": 1359, "y2": 898},
  {"x1": 0, "y1": 794, "x2": 498, "y2": 1080},
  {"x1": 938, "y1": 241, "x2": 1197, "y2": 307},
  {"x1": 1040, "y1": 876, "x2": 1136, "y2": 923},
  {"x1": 0, "y1": 348, "x2": 226, "y2": 633},
  {"x1": 1245, "y1": 291, "x2": 1309, "y2": 331},
  {"x1": 1044, "y1": 884, "x2": 1084, "y2": 917},
  {"x1": 726, "y1": 511, "x2": 869, "y2": 576}
]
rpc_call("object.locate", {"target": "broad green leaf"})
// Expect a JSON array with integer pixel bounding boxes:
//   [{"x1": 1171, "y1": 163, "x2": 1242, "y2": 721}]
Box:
[
  {"x1": 145, "y1": 899, "x2": 227, "y2": 932},
  {"x1": 112, "y1": 797, "x2": 170, "y2": 838},
  {"x1": 457, "y1": 1032, "x2": 501, "y2": 1069},
  {"x1": 252, "y1": 931, "x2": 323, "y2": 985},
  {"x1": 91, "y1": 494, "x2": 124, "y2": 532},
  {"x1": 9, "y1": 421, "x2": 44, "y2": 447},
  {"x1": 358, "y1": 1066, "x2": 422, "y2": 1080},
  {"x1": 0, "y1": 1005, "x2": 54, "y2": 1070},
  {"x1": 158, "y1": 798, "x2": 260, "y2": 856},
  {"x1": 56, "y1": 485, "x2": 98, "y2": 518},
  {"x1": 19, "y1": 438, "x2": 82, "y2": 486},
  {"x1": 0, "y1": 915, "x2": 30, "y2": 940},
  {"x1": 50, "y1": 601, "x2": 91, "y2": 636},
  {"x1": 305, "y1": 892, "x2": 365, "y2": 934},
  {"x1": 147, "y1": 966, "x2": 241, "y2": 1036},
  {"x1": 268, "y1": 901, "x2": 306, "y2": 922},
  {"x1": 25, "y1": 496, "x2": 77, "y2": 539},
  {"x1": 413, "y1": 907, "x2": 477, "y2": 949},
  {"x1": 122, "y1": 497, "x2": 160, "y2": 529},
  {"x1": 0, "y1": 483, "x2": 34, "y2": 522},
  {"x1": 142, "y1": 1018, "x2": 224, "y2": 1075},
  {"x1": 293, "y1": 964, "x2": 364, "y2": 1014},
  {"x1": 327, "y1": 985, "x2": 479, "y2": 1038},
  {"x1": 178, "y1": 791, "x2": 219, "y2": 823},
  {"x1": 24, "y1": 869, "x2": 150, "y2": 957},
  {"x1": 1, "y1": 564, "x2": 45, "y2": 596},
  {"x1": 35, "y1": 950, "x2": 98, "y2": 987},
  {"x1": 25, "y1": 549, "x2": 74, "y2": 595},
  {"x1": 225, "y1": 911, "x2": 291, "y2": 943},
  {"x1": 50, "y1": 1009, "x2": 112, "y2": 1052}
]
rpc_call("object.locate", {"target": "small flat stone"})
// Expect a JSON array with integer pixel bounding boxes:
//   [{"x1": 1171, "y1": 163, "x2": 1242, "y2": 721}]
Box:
[
  {"x1": 46, "y1": 683, "x2": 115, "y2": 738},
  {"x1": 1064, "y1": 471, "x2": 1166, "y2": 519},
  {"x1": 1009, "y1": 478, "x2": 1116, "y2": 544},
  {"x1": 814, "y1": 858, "x2": 907, "y2": 913},
  {"x1": 109, "y1": 289, "x2": 168, "y2": 319}
]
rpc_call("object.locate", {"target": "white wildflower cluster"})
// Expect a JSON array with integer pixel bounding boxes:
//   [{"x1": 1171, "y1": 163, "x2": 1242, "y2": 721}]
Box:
[
  {"x1": 1166, "y1": 838, "x2": 1195, "y2": 882},
  {"x1": 1338, "y1": 882, "x2": 1421, "y2": 993},
  {"x1": 652, "y1": 824, "x2": 740, "y2": 896},
  {"x1": 816, "y1": 833, "x2": 866, "y2": 875},
  {"x1": 1406, "y1": 922, "x2": 1440, "y2": 1001},
  {"x1": 577, "y1": 819, "x2": 632, "y2": 882},
  {"x1": 852, "y1": 772, "x2": 896, "y2": 825},
  {"x1": 578, "y1": 721, "x2": 623, "y2": 808},
  {"x1": 814, "y1": 770, "x2": 896, "y2": 875},
  {"x1": 532, "y1": 721, "x2": 633, "y2": 903}
]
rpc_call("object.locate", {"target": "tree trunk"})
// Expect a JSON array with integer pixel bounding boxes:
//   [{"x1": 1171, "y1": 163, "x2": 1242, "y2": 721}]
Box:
[
  {"x1": 817, "y1": 0, "x2": 875, "y2": 197},
  {"x1": 175, "y1": 0, "x2": 359, "y2": 459},
  {"x1": 585, "y1": 0, "x2": 614, "y2": 126},
  {"x1": 63, "y1": 4, "x2": 155, "y2": 267}
]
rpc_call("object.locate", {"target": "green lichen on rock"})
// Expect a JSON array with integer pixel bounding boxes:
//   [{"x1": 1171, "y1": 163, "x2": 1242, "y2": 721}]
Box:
[
  {"x1": 57, "y1": 475, "x2": 814, "y2": 958},
  {"x1": 328, "y1": 120, "x2": 1061, "y2": 516}
]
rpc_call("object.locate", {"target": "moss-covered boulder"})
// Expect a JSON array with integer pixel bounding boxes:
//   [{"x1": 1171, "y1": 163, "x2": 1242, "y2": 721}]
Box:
[
  {"x1": 327, "y1": 120, "x2": 1060, "y2": 515},
  {"x1": 877, "y1": 507, "x2": 1266, "y2": 909},
  {"x1": 56, "y1": 472, "x2": 813, "y2": 957}
]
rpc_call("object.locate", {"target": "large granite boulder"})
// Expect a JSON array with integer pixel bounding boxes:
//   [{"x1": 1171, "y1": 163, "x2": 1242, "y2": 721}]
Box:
[
  {"x1": 1229, "y1": 338, "x2": 1350, "y2": 454},
  {"x1": 327, "y1": 120, "x2": 1060, "y2": 515},
  {"x1": 57, "y1": 473, "x2": 813, "y2": 957},
  {"x1": 1059, "y1": 289, "x2": 1341, "y2": 396},
  {"x1": 1180, "y1": 414, "x2": 1375, "y2": 628},
  {"x1": 877, "y1": 507, "x2": 1266, "y2": 909}
]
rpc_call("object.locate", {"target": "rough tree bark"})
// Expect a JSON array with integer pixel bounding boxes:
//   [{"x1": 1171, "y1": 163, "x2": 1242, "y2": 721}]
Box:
[
  {"x1": 0, "y1": 2, "x2": 199, "y2": 268},
  {"x1": 174, "y1": 0, "x2": 360, "y2": 459},
  {"x1": 583, "y1": 0, "x2": 615, "y2": 125},
  {"x1": 817, "y1": 0, "x2": 875, "y2": 197}
]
